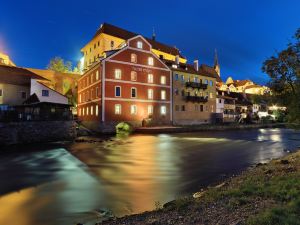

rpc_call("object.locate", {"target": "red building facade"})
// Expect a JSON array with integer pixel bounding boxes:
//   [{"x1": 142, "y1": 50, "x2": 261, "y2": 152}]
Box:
[{"x1": 77, "y1": 35, "x2": 172, "y2": 131}]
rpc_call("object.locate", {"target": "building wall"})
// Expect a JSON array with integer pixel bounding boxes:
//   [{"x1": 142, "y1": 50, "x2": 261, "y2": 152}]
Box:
[
  {"x1": 172, "y1": 71, "x2": 216, "y2": 125},
  {"x1": 30, "y1": 79, "x2": 68, "y2": 104},
  {"x1": 216, "y1": 97, "x2": 224, "y2": 113},
  {"x1": 0, "y1": 83, "x2": 29, "y2": 106}
]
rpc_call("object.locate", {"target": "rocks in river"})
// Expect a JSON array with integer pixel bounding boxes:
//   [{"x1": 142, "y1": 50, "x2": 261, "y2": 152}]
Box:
[
  {"x1": 193, "y1": 191, "x2": 206, "y2": 199},
  {"x1": 280, "y1": 159, "x2": 289, "y2": 164}
]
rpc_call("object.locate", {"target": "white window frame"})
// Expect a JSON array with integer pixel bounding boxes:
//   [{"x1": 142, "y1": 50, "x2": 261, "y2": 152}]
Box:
[
  {"x1": 161, "y1": 90, "x2": 166, "y2": 100},
  {"x1": 148, "y1": 89, "x2": 153, "y2": 99},
  {"x1": 148, "y1": 74, "x2": 153, "y2": 83},
  {"x1": 137, "y1": 41, "x2": 143, "y2": 49},
  {"x1": 131, "y1": 71, "x2": 137, "y2": 81},
  {"x1": 160, "y1": 75, "x2": 166, "y2": 85},
  {"x1": 115, "y1": 86, "x2": 121, "y2": 97},
  {"x1": 130, "y1": 105, "x2": 137, "y2": 115},
  {"x1": 131, "y1": 53, "x2": 137, "y2": 63},
  {"x1": 114, "y1": 69, "x2": 121, "y2": 79},
  {"x1": 160, "y1": 106, "x2": 167, "y2": 115},
  {"x1": 148, "y1": 57, "x2": 154, "y2": 66},
  {"x1": 131, "y1": 87, "x2": 137, "y2": 98},
  {"x1": 115, "y1": 104, "x2": 121, "y2": 115}
]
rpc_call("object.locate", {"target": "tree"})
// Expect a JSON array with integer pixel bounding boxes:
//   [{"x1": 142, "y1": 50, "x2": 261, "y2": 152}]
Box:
[
  {"x1": 262, "y1": 28, "x2": 300, "y2": 124},
  {"x1": 47, "y1": 57, "x2": 73, "y2": 73}
]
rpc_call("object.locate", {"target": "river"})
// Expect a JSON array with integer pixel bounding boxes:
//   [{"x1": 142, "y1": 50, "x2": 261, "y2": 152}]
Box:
[{"x1": 0, "y1": 128, "x2": 299, "y2": 225}]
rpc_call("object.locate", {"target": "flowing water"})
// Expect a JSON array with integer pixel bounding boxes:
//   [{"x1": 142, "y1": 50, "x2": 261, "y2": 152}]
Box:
[{"x1": 0, "y1": 128, "x2": 300, "y2": 225}]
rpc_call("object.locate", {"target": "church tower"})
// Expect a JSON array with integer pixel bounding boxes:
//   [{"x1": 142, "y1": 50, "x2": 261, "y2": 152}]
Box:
[{"x1": 214, "y1": 49, "x2": 221, "y2": 77}]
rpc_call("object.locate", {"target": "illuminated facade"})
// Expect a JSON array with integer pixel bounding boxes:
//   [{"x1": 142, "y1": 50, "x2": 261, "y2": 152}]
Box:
[
  {"x1": 0, "y1": 52, "x2": 16, "y2": 66},
  {"x1": 81, "y1": 23, "x2": 186, "y2": 71},
  {"x1": 77, "y1": 35, "x2": 172, "y2": 131}
]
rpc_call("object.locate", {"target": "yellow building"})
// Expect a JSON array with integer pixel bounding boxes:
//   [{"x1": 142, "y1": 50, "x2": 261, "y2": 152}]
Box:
[
  {"x1": 0, "y1": 52, "x2": 16, "y2": 66},
  {"x1": 81, "y1": 23, "x2": 187, "y2": 70}
]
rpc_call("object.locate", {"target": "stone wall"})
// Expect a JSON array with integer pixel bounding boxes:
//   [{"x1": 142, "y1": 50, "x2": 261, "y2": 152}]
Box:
[{"x1": 0, "y1": 121, "x2": 76, "y2": 146}]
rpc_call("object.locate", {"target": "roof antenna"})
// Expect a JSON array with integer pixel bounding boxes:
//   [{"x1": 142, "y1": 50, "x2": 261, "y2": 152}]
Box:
[{"x1": 152, "y1": 27, "x2": 156, "y2": 41}]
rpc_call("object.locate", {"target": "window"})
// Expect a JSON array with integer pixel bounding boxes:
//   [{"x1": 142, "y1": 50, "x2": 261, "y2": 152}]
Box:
[
  {"x1": 137, "y1": 41, "x2": 143, "y2": 49},
  {"x1": 174, "y1": 74, "x2": 179, "y2": 81},
  {"x1": 148, "y1": 74, "x2": 153, "y2": 83},
  {"x1": 131, "y1": 54, "x2": 137, "y2": 63},
  {"x1": 79, "y1": 94, "x2": 82, "y2": 103},
  {"x1": 0, "y1": 89, "x2": 3, "y2": 97},
  {"x1": 94, "y1": 43, "x2": 96, "y2": 49},
  {"x1": 148, "y1": 57, "x2": 154, "y2": 66},
  {"x1": 210, "y1": 92, "x2": 213, "y2": 98},
  {"x1": 42, "y1": 90, "x2": 49, "y2": 97},
  {"x1": 87, "y1": 107, "x2": 89, "y2": 115},
  {"x1": 200, "y1": 105, "x2": 204, "y2": 112},
  {"x1": 115, "y1": 104, "x2": 121, "y2": 114},
  {"x1": 96, "y1": 105, "x2": 99, "y2": 116},
  {"x1": 195, "y1": 105, "x2": 199, "y2": 111},
  {"x1": 210, "y1": 80, "x2": 213, "y2": 86},
  {"x1": 219, "y1": 99, "x2": 222, "y2": 104},
  {"x1": 96, "y1": 71, "x2": 99, "y2": 80},
  {"x1": 160, "y1": 76, "x2": 166, "y2": 84},
  {"x1": 83, "y1": 108, "x2": 85, "y2": 116},
  {"x1": 181, "y1": 105, "x2": 185, "y2": 111},
  {"x1": 211, "y1": 105, "x2": 214, "y2": 112},
  {"x1": 161, "y1": 90, "x2": 166, "y2": 100},
  {"x1": 21, "y1": 91, "x2": 26, "y2": 99},
  {"x1": 148, "y1": 89, "x2": 153, "y2": 99},
  {"x1": 91, "y1": 106, "x2": 93, "y2": 115},
  {"x1": 175, "y1": 105, "x2": 180, "y2": 111},
  {"x1": 205, "y1": 105, "x2": 209, "y2": 112},
  {"x1": 115, "y1": 86, "x2": 121, "y2": 97},
  {"x1": 174, "y1": 88, "x2": 179, "y2": 95},
  {"x1": 160, "y1": 106, "x2": 166, "y2": 115},
  {"x1": 194, "y1": 77, "x2": 199, "y2": 83},
  {"x1": 111, "y1": 41, "x2": 114, "y2": 48},
  {"x1": 181, "y1": 75, "x2": 185, "y2": 82},
  {"x1": 131, "y1": 87, "x2": 137, "y2": 98},
  {"x1": 78, "y1": 108, "x2": 81, "y2": 116},
  {"x1": 96, "y1": 87, "x2": 99, "y2": 97},
  {"x1": 98, "y1": 41, "x2": 100, "y2": 46},
  {"x1": 148, "y1": 105, "x2": 153, "y2": 115},
  {"x1": 131, "y1": 71, "x2": 137, "y2": 81},
  {"x1": 115, "y1": 69, "x2": 121, "y2": 79},
  {"x1": 204, "y1": 79, "x2": 208, "y2": 84},
  {"x1": 130, "y1": 105, "x2": 137, "y2": 115}
]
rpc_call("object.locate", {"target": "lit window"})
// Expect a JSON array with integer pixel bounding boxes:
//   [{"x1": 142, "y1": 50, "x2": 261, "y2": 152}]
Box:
[
  {"x1": 137, "y1": 41, "x2": 143, "y2": 49},
  {"x1": 148, "y1": 89, "x2": 153, "y2": 99},
  {"x1": 148, "y1": 57, "x2": 154, "y2": 66},
  {"x1": 161, "y1": 90, "x2": 166, "y2": 100},
  {"x1": 210, "y1": 92, "x2": 213, "y2": 98},
  {"x1": 87, "y1": 107, "x2": 89, "y2": 115},
  {"x1": 148, "y1": 74, "x2": 153, "y2": 83},
  {"x1": 96, "y1": 105, "x2": 99, "y2": 116},
  {"x1": 160, "y1": 106, "x2": 167, "y2": 115},
  {"x1": 130, "y1": 105, "x2": 137, "y2": 115},
  {"x1": 96, "y1": 71, "x2": 99, "y2": 80},
  {"x1": 131, "y1": 71, "x2": 137, "y2": 81},
  {"x1": 211, "y1": 105, "x2": 214, "y2": 112},
  {"x1": 115, "y1": 86, "x2": 121, "y2": 97},
  {"x1": 210, "y1": 80, "x2": 213, "y2": 86},
  {"x1": 115, "y1": 69, "x2": 121, "y2": 79},
  {"x1": 148, "y1": 105, "x2": 153, "y2": 115},
  {"x1": 131, "y1": 54, "x2": 137, "y2": 63},
  {"x1": 79, "y1": 94, "x2": 82, "y2": 103},
  {"x1": 160, "y1": 76, "x2": 166, "y2": 84},
  {"x1": 131, "y1": 87, "x2": 137, "y2": 98},
  {"x1": 115, "y1": 104, "x2": 121, "y2": 114},
  {"x1": 42, "y1": 90, "x2": 49, "y2": 97},
  {"x1": 91, "y1": 106, "x2": 93, "y2": 115}
]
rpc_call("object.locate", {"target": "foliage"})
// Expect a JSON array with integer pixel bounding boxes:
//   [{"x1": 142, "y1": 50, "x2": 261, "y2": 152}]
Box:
[
  {"x1": 262, "y1": 28, "x2": 300, "y2": 124},
  {"x1": 47, "y1": 57, "x2": 73, "y2": 73},
  {"x1": 116, "y1": 122, "x2": 133, "y2": 134}
]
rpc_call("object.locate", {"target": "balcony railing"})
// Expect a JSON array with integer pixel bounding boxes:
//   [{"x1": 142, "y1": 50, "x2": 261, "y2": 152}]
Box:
[
  {"x1": 185, "y1": 82, "x2": 208, "y2": 90},
  {"x1": 184, "y1": 95, "x2": 208, "y2": 103}
]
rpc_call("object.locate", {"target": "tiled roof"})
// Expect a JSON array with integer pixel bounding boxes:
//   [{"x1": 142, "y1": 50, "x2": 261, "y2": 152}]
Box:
[
  {"x1": 233, "y1": 80, "x2": 251, "y2": 87},
  {"x1": 91, "y1": 23, "x2": 186, "y2": 59},
  {"x1": 0, "y1": 65, "x2": 47, "y2": 85}
]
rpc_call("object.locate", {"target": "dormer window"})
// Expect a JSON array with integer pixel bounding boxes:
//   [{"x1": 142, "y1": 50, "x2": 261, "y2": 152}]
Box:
[
  {"x1": 137, "y1": 41, "x2": 143, "y2": 49},
  {"x1": 148, "y1": 57, "x2": 154, "y2": 66}
]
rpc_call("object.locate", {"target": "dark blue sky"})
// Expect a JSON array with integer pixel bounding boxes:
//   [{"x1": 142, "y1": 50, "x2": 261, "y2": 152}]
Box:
[{"x1": 0, "y1": 0, "x2": 299, "y2": 84}]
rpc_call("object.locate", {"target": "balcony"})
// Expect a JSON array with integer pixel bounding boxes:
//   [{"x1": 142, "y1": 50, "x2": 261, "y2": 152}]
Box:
[
  {"x1": 184, "y1": 95, "x2": 208, "y2": 103},
  {"x1": 185, "y1": 82, "x2": 208, "y2": 90}
]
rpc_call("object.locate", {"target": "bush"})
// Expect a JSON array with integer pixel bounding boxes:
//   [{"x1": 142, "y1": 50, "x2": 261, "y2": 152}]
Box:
[{"x1": 116, "y1": 122, "x2": 133, "y2": 134}]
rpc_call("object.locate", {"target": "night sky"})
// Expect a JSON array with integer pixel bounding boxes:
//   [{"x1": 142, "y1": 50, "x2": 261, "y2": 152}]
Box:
[{"x1": 0, "y1": 0, "x2": 299, "y2": 84}]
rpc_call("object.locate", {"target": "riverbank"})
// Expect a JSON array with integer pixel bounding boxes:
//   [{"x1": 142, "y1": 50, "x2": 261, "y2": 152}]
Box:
[
  {"x1": 100, "y1": 149, "x2": 300, "y2": 225},
  {"x1": 134, "y1": 123, "x2": 286, "y2": 134}
]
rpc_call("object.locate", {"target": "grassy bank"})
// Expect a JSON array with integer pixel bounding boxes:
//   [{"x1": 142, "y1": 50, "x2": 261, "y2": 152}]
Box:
[{"x1": 101, "y1": 150, "x2": 300, "y2": 225}]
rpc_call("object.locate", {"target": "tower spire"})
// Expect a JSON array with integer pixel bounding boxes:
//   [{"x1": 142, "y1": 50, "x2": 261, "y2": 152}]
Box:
[
  {"x1": 214, "y1": 49, "x2": 221, "y2": 77},
  {"x1": 152, "y1": 27, "x2": 156, "y2": 41}
]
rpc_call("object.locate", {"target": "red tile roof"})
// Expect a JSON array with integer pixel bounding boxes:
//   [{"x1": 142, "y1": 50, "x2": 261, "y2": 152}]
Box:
[{"x1": 90, "y1": 23, "x2": 186, "y2": 59}]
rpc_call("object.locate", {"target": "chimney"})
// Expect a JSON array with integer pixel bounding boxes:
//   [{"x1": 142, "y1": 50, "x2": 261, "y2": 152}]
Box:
[
  {"x1": 193, "y1": 60, "x2": 199, "y2": 71},
  {"x1": 152, "y1": 27, "x2": 156, "y2": 41},
  {"x1": 175, "y1": 55, "x2": 180, "y2": 65}
]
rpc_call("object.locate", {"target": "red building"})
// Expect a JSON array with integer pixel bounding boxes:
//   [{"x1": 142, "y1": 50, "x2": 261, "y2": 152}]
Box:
[{"x1": 77, "y1": 35, "x2": 172, "y2": 131}]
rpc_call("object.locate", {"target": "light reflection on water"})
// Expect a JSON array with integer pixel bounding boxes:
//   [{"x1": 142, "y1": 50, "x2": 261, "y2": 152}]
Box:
[{"x1": 0, "y1": 128, "x2": 299, "y2": 225}]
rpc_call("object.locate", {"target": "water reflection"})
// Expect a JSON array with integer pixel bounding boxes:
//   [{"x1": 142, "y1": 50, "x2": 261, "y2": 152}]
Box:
[{"x1": 0, "y1": 128, "x2": 299, "y2": 225}]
